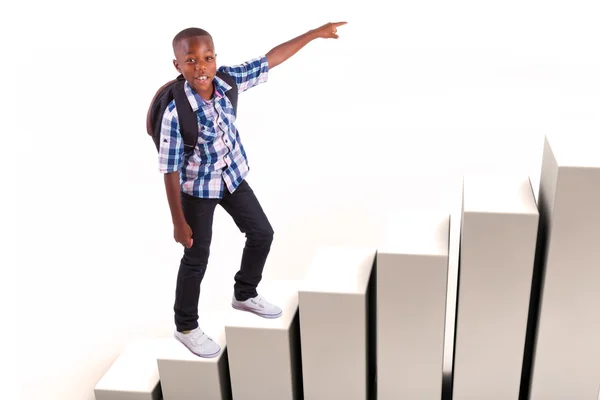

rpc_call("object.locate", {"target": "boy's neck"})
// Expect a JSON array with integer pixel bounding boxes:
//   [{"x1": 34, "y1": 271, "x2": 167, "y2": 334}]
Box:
[
  {"x1": 196, "y1": 82, "x2": 215, "y2": 102},
  {"x1": 199, "y1": 92, "x2": 214, "y2": 101}
]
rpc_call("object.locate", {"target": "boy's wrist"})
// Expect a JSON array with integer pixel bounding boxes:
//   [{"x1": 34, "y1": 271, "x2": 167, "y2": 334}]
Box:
[
  {"x1": 173, "y1": 214, "x2": 187, "y2": 227},
  {"x1": 307, "y1": 29, "x2": 320, "y2": 40}
]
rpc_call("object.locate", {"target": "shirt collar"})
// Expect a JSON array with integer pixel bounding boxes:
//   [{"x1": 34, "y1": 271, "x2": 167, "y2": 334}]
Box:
[{"x1": 184, "y1": 75, "x2": 233, "y2": 112}]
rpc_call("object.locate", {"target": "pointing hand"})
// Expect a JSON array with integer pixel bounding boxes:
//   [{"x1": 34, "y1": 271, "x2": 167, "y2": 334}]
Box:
[{"x1": 313, "y1": 21, "x2": 348, "y2": 39}]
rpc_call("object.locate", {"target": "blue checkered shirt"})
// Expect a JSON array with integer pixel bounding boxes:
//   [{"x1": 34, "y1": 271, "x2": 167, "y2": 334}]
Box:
[{"x1": 158, "y1": 55, "x2": 269, "y2": 198}]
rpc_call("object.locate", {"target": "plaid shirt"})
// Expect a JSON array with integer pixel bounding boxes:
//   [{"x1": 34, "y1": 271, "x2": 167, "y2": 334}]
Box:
[{"x1": 158, "y1": 55, "x2": 269, "y2": 198}]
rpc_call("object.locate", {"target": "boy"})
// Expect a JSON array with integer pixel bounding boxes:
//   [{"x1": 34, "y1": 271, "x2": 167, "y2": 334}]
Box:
[{"x1": 158, "y1": 21, "x2": 347, "y2": 357}]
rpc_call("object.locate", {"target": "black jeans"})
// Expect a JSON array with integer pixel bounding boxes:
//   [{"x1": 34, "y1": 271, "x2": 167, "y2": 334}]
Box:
[{"x1": 174, "y1": 179, "x2": 274, "y2": 332}]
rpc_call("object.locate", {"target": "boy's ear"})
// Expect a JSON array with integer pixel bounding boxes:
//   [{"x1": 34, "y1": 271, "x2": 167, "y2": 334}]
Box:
[{"x1": 172, "y1": 59, "x2": 181, "y2": 73}]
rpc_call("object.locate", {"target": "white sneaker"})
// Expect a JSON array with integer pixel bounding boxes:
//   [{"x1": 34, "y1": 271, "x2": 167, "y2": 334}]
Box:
[
  {"x1": 232, "y1": 294, "x2": 282, "y2": 318},
  {"x1": 174, "y1": 326, "x2": 221, "y2": 358}
]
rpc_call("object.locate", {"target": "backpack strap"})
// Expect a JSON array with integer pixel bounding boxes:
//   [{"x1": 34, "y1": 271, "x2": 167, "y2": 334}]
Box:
[
  {"x1": 216, "y1": 71, "x2": 238, "y2": 116},
  {"x1": 171, "y1": 75, "x2": 199, "y2": 153}
]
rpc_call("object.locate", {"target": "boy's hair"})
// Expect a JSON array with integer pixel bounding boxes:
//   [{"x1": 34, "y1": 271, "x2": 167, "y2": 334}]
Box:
[{"x1": 172, "y1": 27, "x2": 212, "y2": 51}]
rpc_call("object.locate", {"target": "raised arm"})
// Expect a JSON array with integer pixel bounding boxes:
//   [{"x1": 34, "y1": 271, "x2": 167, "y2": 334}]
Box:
[{"x1": 266, "y1": 22, "x2": 347, "y2": 69}]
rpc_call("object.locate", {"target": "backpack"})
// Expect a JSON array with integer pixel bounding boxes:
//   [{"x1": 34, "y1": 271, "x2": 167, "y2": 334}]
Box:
[{"x1": 145, "y1": 71, "x2": 238, "y2": 153}]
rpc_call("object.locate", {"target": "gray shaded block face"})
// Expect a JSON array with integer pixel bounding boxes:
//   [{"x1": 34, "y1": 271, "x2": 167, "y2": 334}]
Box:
[
  {"x1": 224, "y1": 280, "x2": 303, "y2": 400},
  {"x1": 94, "y1": 387, "x2": 161, "y2": 400},
  {"x1": 376, "y1": 212, "x2": 450, "y2": 400},
  {"x1": 452, "y1": 174, "x2": 539, "y2": 400},
  {"x1": 298, "y1": 246, "x2": 376, "y2": 400},
  {"x1": 527, "y1": 135, "x2": 600, "y2": 400},
  {"x1": 93, "y1": 339, "x2": 164, "y2": 400}
]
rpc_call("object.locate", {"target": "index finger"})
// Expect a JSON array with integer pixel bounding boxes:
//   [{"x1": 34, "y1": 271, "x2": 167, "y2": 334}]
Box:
[{"x1": 332, "y1": 21, "x2": 348, "y2": 27}]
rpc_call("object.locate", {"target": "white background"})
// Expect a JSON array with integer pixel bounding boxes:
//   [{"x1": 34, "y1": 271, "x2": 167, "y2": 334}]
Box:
[{"x1": 6, "y1": 0, "x2": 600, "y2": 398}]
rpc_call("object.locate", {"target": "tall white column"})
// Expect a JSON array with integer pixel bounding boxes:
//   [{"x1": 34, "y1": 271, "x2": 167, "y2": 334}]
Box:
[
  {"x1": 298, "y1": 246, "x2": 376, "y2": 399},
  {"x1": 376, "y1": 212, "x2": 450, "y2": 399},
  {"x1": 527, "y1": 134, "x2": 600, "y2": 400},
  {"x1": 452, "y1": 174, "x2": 539, "y2": 399}
]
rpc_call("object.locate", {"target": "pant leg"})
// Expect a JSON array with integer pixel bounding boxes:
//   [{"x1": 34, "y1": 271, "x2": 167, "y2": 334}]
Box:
[
  {"x1": 220, "y1": 180, "x2": 274, "y2": 301},
  {"x1": 174, "y1": 192, "x2": 219, "y2": 332}
]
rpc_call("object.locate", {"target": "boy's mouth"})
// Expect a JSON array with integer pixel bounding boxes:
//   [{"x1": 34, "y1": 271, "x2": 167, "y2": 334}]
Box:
[{"x1": 195, "y1": 75, "x2": 210, "y2": 83}]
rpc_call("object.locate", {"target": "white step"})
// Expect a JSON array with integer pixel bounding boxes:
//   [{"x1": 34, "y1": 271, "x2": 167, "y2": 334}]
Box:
[
  {"x1": 452, "y1": 174, "x2": 539, "y2": 400},
  {"x1": 156, "y1": 315, "x2": 231, "y2": 400},
  {"x1": 527, "y1": 134, "x2": 600, "y2": 400},
  {"x1": 298, "y1": 245, "x2": 376, "y2": 399},
  {"x1": 94, "y1": 338, "x2": 163, "y2": 400},
  {"x1": 376, "y1": 211, "x2": 450, "y2": 399},
  {"x1": 224, "y1": 279, "x2": 302, "y2": 400}
]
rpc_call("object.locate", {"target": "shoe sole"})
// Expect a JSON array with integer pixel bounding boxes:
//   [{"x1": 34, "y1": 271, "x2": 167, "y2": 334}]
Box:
[
  {"x1": 232, "y1": 303, "x2": 282, "y2": 319},
  {"x1": 174, "y1": 334, "x2": 221, "y2": 358}
]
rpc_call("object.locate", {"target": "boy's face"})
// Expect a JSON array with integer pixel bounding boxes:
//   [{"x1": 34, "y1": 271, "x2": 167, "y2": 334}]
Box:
[{"x1": 173, "y1": 35, "x2": 217, "y2": 100}]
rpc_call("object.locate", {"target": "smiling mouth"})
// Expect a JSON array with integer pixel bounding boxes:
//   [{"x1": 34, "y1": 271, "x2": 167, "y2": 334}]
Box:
[{"x1": 195, "y1": 75, "x2": 210, "y2": 82}]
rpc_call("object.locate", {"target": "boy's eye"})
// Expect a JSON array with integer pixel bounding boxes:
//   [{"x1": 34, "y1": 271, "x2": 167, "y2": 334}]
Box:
[{"x1": 186, "y1": 58, "x2": 195, "y2": 63}]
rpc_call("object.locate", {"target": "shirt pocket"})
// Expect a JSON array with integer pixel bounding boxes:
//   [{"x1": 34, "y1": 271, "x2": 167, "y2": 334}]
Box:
[{"x1": 197, "y1": 121, "x2": 217, "y2": 144}]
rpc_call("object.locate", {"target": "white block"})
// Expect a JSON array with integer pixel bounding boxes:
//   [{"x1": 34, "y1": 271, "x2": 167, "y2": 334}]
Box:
[
  {"x1": 224, "y1": 280, "x2": 302, "y2": 400},
  {"x1": 452, "y1": 174, "x2": 539, "y2": 399},
  {"x1": 156, "y1": 316, "x2": 231, "y2": 400},
  {"x1": 527, "y1": 135, "x2": 600, "y2": 400},
  {"x1": 376, "y1": 212, "x2": 450, "y2": 399},
  {"x1": 298, "y1": 246, "x2": 376, "y2": 399},
  {"x1": 94, "y1": 338, "x2": 163, "y2": 400}
]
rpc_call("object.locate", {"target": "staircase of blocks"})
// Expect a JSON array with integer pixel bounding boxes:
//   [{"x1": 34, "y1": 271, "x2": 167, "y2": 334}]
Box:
[{"x1": 94, "y1": 134, "x2": 600, "y2": 400}]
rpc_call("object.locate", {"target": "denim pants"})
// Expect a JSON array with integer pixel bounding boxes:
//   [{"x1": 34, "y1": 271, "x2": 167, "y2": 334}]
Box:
[{"x1": 174, "y1": 179, "x2": 274, "y2": 332}]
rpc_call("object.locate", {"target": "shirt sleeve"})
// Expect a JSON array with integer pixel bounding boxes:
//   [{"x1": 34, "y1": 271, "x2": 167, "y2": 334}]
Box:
[
  {"x1": 217, "y1": 55, "x2": 269, "y2": 93},
  {"x1": 158, "y1": 104, "x2": 184, "y2": 173}
]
